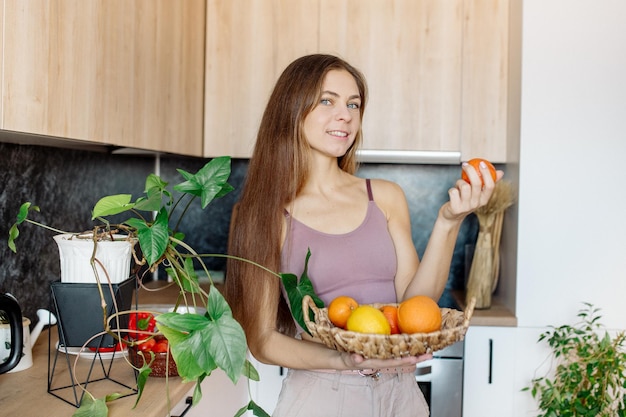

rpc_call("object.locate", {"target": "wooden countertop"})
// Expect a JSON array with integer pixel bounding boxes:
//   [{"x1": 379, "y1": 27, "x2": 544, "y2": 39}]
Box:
[
  {"x1": 0, "y1": 280, "x2": 207, "y2": 417},
  {"x1": 452, "y1": 290, "x2": 518, "y2": 327}
]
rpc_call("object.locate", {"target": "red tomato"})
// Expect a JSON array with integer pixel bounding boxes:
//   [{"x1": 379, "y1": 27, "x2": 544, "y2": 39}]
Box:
[
  {"x1": 137, "y1": 338, "x2": 156, "y2": 353},
  {"x1": 152, "y1": 340, "x2": 169, "y2": 353},
  {"x1": 462, "y1": 158, "x2": 497, "y2": 185}
]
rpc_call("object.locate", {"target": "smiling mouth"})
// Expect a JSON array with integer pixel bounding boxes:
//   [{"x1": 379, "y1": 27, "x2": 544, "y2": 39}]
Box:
[{"x1": 327, "y1": 130, "x2": 349, "y2": 138}]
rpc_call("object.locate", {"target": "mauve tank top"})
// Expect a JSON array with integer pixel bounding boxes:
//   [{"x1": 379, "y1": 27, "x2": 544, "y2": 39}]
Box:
[{"x1": 281, "y1": 179, "x2": 398, "y2": 306}]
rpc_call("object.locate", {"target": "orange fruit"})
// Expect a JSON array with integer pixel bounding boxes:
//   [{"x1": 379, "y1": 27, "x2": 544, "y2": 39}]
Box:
[
  {"x1": 328, "y1": 296, "x2": 358, "y2": 329},
  {"x1": 397, "y1": 295, "x2": 442, "y2": 334},
  {"x1": 346, "y1": 305, "x2": 391, "y2": 335},
  {"x1": 462, "y1": 158, "x2": 497, "y2": 185},
  {"x1": 380, "y1": 305, "x2": 400, "y2": 334}
]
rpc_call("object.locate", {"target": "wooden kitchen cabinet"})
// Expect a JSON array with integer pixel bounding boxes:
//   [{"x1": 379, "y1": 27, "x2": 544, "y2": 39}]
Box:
[
  {"x1": 1, "y1": 0, "x2": 205, "y2": 156},
  {"x1": 203, "y1": 0, "x2": 513, "y2": 162},
  {"x1": 319, "y1": 0, "x2": 463, "y2": 155},
  {"x1": 460, "y1": 0, "x2": 511, "y2": 163},
  {"x1": 204, "y1": 0, "x2": 319, "y2": 158}
]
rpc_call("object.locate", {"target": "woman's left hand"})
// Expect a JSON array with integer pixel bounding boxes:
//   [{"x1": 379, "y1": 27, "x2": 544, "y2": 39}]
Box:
[{"x1": 442, "y1": 162, "x2": 504, "y2": 221}]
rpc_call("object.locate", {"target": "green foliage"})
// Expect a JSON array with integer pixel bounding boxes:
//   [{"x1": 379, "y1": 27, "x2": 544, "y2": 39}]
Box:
[
  {"x1": 72, "y1": 395, "x2": 109, "y2": 417},
  {"x1": 156, "y1": 285, "x2": 247, "y2": 384},
  {"x1": 9, "y1": 156, "x2": 273, "y2": 417},
  {"x1": 525, "y1": 303, "x2": 626, "y2": 417},
  {"x1": 280, "y1": 248, "x2": 325, "y2": 335}
]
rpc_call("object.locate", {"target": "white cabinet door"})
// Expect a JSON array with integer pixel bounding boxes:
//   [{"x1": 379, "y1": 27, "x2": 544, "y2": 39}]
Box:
[
  {"x1": 249, "y1": 358, "x2": 286, "y2": 415},
  {"x1": 169, "y1": 369, "x2": 251, "y2": 417},
  {"x1": 463, "y1": 326, "x2": 516, "y2": 417}
]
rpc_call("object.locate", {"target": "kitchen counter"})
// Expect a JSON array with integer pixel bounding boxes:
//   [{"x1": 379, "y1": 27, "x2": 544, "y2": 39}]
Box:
[
  {"x1": 452, "y1": 290, "x2": 517, "y2": 327},
  {"x1": 0, "y1": 280, "x2": 210, "y2": 417}
]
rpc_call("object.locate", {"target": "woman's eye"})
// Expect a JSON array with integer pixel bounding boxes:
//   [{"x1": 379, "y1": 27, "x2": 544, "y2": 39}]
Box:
[
  {"x1": 320, "y1": 98, "x2": 332, "y2": 105},
  {"x1": 348, "y1": 102, "x2": 360, "y2": 110}
]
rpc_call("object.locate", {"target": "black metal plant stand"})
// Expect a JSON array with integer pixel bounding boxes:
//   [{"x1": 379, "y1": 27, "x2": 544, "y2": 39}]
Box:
[{"x1": 47, "y1": 277, "x2": 139, "y2": 408}]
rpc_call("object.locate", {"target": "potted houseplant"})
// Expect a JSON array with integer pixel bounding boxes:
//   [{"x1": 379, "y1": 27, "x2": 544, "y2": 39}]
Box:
[
  {"x1": 524, "y1": 303, "x2": 626, "y2": 416},
  {"x1": 7, "y1": 156, "x2": 273, "y2": 417}
]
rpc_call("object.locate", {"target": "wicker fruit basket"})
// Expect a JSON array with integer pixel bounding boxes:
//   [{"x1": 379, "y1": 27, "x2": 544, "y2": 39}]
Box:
[{"x1": 303, "y1": 295, "x2": 476, "y2": 359}]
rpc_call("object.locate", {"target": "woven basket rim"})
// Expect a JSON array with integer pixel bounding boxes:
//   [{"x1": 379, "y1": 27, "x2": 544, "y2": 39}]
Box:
[{"x1": 302, "y1": 295, "x2": 476, "y2": 358}]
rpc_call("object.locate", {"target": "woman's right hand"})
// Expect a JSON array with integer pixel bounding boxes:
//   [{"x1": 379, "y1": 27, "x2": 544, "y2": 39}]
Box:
[{"x1": 340, "y1": 351, "x2": 432, "y2": 370}]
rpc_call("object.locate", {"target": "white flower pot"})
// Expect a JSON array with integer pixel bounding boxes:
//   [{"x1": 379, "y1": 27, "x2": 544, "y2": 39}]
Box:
[{"x1": 53, "y1": 233, "x2": 135, "y2": 284}]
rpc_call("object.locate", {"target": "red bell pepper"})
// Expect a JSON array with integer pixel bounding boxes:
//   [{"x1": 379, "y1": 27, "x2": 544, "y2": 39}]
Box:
[{"x1": 128, "y1": 311, "x2": 156, "y2": 340}]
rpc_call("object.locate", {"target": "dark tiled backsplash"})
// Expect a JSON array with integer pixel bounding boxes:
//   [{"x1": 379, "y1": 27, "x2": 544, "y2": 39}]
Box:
[{"x1": 0, "y1": 142, "x2": 476, "y2": 322}]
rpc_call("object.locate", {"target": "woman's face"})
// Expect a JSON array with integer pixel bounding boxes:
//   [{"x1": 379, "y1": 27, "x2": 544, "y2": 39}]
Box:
[{"x1": 303, "y1": 69, "x2": 362, "y2": 159}]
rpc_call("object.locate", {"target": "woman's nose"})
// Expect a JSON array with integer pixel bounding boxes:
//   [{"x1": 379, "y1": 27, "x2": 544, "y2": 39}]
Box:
[{"x1": 335, "y1": 104, "x2": 352, "y2": 121}]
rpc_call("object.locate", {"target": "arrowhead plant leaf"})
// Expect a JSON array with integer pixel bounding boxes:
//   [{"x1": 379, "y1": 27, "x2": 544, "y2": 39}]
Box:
[{"x1": 280, "y1": 248, "x2": 324, "y2": 335}]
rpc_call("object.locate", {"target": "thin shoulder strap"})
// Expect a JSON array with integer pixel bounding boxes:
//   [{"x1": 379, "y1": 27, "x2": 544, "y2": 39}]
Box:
[{"x1": 365, "y1": 179, "x2": 373, "y2": 201}]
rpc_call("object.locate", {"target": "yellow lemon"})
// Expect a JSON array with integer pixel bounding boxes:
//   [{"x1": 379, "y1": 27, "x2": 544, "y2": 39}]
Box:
[{"x1": 346, "y1": 305, "x2": 391, "y2": 335}]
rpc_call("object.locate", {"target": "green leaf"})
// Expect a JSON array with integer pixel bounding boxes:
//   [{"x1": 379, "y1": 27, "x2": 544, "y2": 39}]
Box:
[
  {"x1": 156, "y1": 289, "x2": 247, "y2": 384},
  {"x1": 191, "y1": 374, "x2": 206, "y2": 406},
  {"x1": 133, "y1": 365, "x2": 153, "y2": 408},
  {"x1": 91, "y1": 194, "x2": 134, "y2": 219},
  {"x1": 133, "y1": 174, "x2": 172, "y2": 212},
  {"x1": 244, "y1": 359, "x2": 260, "y2": 381},
  {"x1": 280, "y1": 249, "x2": 324, "y2": 335},
  {"x1": 8, "y1": 202, "x2": 39, "y2": 253},
  {"x1": 173, "y1": 156, "x2": 233, "y2": 209},
  {"x1": 8, "y1": 224, "x2": 20, "y2": 253},
  {"x1": 129, "y1": 207, "x2": 170, "y2": 265},
  {"x1": 144, "y1": 173, "x2": 168, "y2": 195},
  {"x1": 247, "y1": 399, "x2": 272, "y2": 417},
  {"x1": 72, "y1": 395, "x2": 108, "y2": 417},
  {"x1": 234, "y1": 400, "x2": 271, "y2": 417},
  {"x1": 132, "y1": 193, "x2": 163, "y2": 212},
  {"x1": 104, "y1": 392, "x2": 125, "y2": 402}
]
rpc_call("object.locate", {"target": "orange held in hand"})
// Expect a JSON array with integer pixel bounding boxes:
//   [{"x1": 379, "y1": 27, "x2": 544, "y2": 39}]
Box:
[
  {"x1": 380, "y1": 305, "x2": 400, "y2": 334},
  {"x1": 328, "y1": 295, "x2": 358, "y2": 329},
  {"x1": 462, "y1": 158, "x2": 497, "y2": 186},
  {"x1": 397, "y1": 295, "x2": 442, "y2": 334}
]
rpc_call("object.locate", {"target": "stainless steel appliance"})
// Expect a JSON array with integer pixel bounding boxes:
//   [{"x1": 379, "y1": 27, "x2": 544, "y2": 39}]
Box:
[{"x1": 415, "y1": 340, "x2": 464, "y2": 417}]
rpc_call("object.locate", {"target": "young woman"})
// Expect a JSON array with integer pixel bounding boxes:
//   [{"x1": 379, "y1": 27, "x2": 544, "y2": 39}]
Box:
[{"x1": 225, "y1": 54, "x2": 502, "y2": 417}]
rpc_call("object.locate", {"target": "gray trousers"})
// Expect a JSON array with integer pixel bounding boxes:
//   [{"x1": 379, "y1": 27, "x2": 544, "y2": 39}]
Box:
[{"x1": 272, "y1": 369, "x2": 430, "y2": 417}]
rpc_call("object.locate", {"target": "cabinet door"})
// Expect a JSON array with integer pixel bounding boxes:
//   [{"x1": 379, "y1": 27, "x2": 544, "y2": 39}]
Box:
[
  {"x1": 320, "y1": 0, "x2": 463, "y2": 154},
  {"x1": 169, "y1": 369, "x2": 252, "y2": 417},
  {"x1": 204, "y1": 0, "x2": 319, "y2": 158},
  {"x1": 2, "y1": 1, "x2": 205, "y2": 156},
  {"x1": 203, "y1": 0, "x2": 511, "y2": 161},
  {"x1": 249, "y1": 357, "x2": 286, "y2": 415},
  {"x1": 463, "y1": 326, "x2": 516, "y2": 416},
  {"x1": 460, "y1": 0, "x2": 511, "y2": 162}
]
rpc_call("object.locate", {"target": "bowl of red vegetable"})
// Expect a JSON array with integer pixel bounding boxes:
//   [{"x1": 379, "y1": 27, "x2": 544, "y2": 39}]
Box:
[{"x1": 127, "y1": 311, "x2": 178, "y2": 377}]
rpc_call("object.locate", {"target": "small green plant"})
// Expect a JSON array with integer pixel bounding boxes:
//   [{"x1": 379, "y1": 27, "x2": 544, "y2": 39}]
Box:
[{"x1": 525, "y1": 302, "x2": 626, "y2": 417}]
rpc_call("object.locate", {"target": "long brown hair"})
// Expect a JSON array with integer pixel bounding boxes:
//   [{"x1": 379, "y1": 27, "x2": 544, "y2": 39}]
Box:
[{"x1": 225, "y1": 54, "x2": 368, "y2": 339}]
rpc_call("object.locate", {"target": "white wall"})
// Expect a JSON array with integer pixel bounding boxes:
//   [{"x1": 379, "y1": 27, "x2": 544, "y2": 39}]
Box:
[{"x1": 516, "y1": 0, "x2": 626, "y2": 329}]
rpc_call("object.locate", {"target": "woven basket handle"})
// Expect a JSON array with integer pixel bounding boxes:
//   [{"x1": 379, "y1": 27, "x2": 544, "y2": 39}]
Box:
[
  {"x1": 302, "y1": 295, "x2": 321, "y2": 331},
  {"x1": 463, "y1": 297, "x2": 477, "y2": 328}
]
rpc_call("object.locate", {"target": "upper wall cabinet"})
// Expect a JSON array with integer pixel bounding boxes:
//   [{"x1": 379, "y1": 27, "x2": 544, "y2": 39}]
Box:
[
  {"x1": 204, "y1": 0, "x2": 320, "y2": 158},
  {"x1": 460, "y1": 0, "x2": 510, "y2": 162},
  {"x1": 1, "y1": 1, "x2": 205, "y2": 156},
  {"x1": 319, "y1": 0, "x2": 463, "y2": 155},
  {"x1": 204, "y1": 0, "x2": 513, "y2": 162}
]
